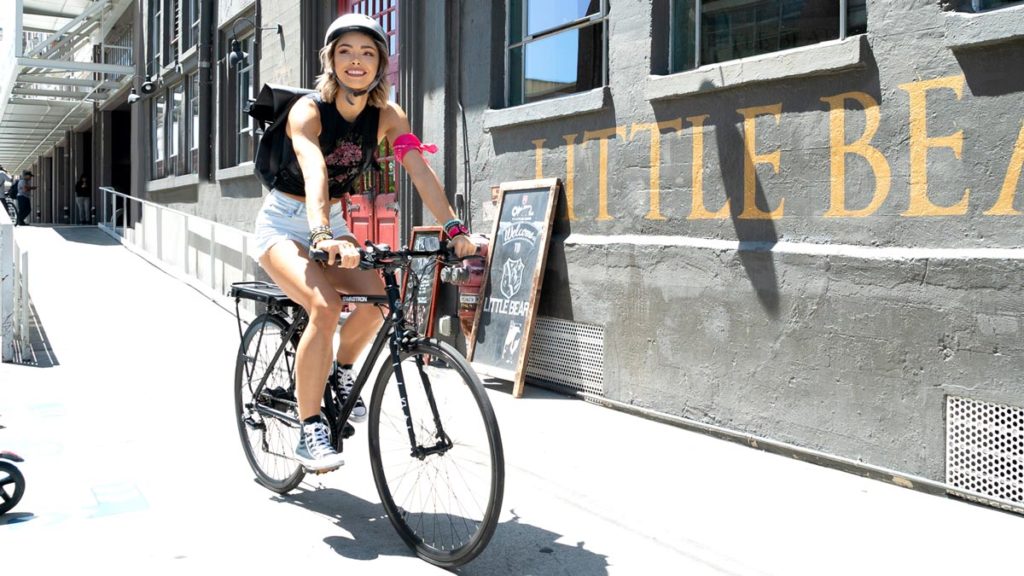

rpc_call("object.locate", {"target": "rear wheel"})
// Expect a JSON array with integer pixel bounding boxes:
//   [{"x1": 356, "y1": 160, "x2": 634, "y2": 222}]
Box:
[
  {"x1": 0, "y1": 461, "x2": 25, "y2": 515},
  {"x1": 235, "y1": 313, "x2": 305, "y2": 493},
  {"x1": 368, "y1": 340, "x2": 504, "y2": 567}
]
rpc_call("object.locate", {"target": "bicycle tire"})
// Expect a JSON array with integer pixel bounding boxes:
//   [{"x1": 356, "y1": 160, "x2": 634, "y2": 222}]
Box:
[
  {"x1": 0, "y1": 461, "x2": 25, "y2": 515},
  {"x1": 235, "y1": 313, "x2": 305, "y2": 493},
  {"x1": 368, "y1": 339, "x2": 504, "y2": 567}
]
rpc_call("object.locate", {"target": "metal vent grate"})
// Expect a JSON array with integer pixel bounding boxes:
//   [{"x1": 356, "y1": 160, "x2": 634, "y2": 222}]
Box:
[
  {"x1": 525, "y1": 316, "x2": 605, "y2": 396},
  {"x1": 946, "y1": 395, "x2": 1024, "y2": 512}
]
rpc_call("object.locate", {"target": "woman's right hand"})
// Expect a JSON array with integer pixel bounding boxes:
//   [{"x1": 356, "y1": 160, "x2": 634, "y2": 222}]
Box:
[{"x1": 314, "y1": 238, "x2": 362, "y2": 268}]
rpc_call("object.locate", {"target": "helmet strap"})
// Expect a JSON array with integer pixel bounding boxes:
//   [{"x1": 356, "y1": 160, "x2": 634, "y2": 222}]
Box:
[{"x1": 336, "y1": 73, "x2": 383, "y2": 105}]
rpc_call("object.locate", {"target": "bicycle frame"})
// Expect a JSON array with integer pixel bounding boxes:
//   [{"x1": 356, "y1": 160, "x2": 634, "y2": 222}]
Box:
[{"x1": 238, "y1": 249, "x2": 452, "y2": 456}]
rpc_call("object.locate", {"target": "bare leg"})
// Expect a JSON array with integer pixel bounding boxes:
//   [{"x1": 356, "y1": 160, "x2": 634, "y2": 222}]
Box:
[
  {"x1": 323, "y1": 264, "x2": 385, "y2": 366},
  {"x1": 259, "y1": 240, "x2": 386, "y2": 420},
  {"x1": 259, "y1": 241, "x2": 344, "y2": 420}
]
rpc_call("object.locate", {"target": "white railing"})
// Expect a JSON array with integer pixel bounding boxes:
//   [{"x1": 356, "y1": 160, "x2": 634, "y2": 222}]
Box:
[
  {"x1": 97, "y1": 187, "x2": 261, "y2": 317},
  {"x1": 1, "y1": 206, "x2": 30, "y2": 362}
]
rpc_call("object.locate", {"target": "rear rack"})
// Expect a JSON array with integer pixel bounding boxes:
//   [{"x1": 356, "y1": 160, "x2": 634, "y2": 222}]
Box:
[{"x1": 230, "y1": 281, "x2": 297, "y2": 308}]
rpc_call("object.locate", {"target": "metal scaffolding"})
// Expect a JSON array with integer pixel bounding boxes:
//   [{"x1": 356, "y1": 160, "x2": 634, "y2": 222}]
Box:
[{"x1": 0, "y1": 0, "x2": 135, "y2": 173}]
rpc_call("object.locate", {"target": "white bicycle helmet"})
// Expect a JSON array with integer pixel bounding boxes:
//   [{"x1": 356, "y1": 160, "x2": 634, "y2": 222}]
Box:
[
  {"x1": 324, "y1": 13, "x2": 388, "y2": 54},
  {"x1": 323, "y1": 13, "x2": 389, "y2": 102}
]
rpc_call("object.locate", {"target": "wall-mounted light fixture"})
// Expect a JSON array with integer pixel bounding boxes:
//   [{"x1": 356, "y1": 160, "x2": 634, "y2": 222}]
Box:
[{"x1": 228, "y1": 17, "x2": 283, "y2": 69}]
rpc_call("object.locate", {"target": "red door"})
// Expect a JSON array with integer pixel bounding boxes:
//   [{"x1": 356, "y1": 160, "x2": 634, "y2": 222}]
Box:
[{"x1": 339, "y1": 0, "x2": 400, "y2": 249}]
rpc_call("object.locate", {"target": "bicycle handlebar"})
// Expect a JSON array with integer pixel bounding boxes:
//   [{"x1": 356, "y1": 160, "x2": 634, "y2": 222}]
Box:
[{"x1": 310, "y1": 239, "x2": 483, "y2": 270}]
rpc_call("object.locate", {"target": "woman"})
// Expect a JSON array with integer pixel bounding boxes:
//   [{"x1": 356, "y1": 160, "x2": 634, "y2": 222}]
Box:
[
  {"x1": 253, "y1": 13, "x2": 477, "y2": 471},
  {"x1": 75, "y1": 174, "x2": 91, "y2": 224}
]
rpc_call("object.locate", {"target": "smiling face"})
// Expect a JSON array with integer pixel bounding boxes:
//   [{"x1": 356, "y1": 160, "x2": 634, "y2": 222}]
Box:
[{"x1": 331, "y1": 30, "x2": 380, "y2": 92}]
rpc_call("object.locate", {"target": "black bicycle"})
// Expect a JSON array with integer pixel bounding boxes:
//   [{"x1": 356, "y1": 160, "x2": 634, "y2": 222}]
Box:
[{"x1": 230, "y1": 241, "x2": 504, "y2": 568}]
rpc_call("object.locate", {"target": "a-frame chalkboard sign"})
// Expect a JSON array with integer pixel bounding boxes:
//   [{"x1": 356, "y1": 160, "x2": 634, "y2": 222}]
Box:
[
  {"x1": 402, "y1": 226, "x2": 444, "y2": 338},
  {"x1": 468, "y1": 178, "x2": 560, "y2": 398}
]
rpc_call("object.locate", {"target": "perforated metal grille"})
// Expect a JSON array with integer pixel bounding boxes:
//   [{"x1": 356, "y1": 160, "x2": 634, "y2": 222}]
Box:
[
  {"x1": 946, "y1": 396, "x2": 1024, "y2": 511},
  {"x1": 525, "y1": 316, "x2": 605, "y2": 396}
]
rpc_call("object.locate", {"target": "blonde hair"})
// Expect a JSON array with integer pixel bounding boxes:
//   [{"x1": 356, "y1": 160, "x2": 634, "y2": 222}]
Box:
[{"x1": 315, "y1": 35, "x2": 390, "y2": 108}]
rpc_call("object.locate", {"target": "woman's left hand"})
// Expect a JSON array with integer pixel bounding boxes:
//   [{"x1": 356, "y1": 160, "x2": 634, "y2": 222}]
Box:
[{"x1": 451, "y1": 234, "x2": 479, "y2": 258}]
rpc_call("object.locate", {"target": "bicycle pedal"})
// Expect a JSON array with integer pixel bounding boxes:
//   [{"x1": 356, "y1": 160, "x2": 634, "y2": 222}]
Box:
[
  {"x1": 341, "y1": 422, "x2": 356, "y2": 439},
  {"x1": 243, "y1": 416, "x2": 264, "y2": 430}
]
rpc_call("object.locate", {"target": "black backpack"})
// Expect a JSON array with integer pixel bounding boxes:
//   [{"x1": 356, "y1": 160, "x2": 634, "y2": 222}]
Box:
[{"x1": 248, "y1": 83, "x2": 314, "y2": 190}]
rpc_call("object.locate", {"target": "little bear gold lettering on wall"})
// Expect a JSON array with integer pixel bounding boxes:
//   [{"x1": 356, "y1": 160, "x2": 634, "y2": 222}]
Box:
[
  {"x1": 986, "y1": 121, "x2": 1024, "y2": 216},
  {"x1": 526, "y1": 74, "x2": 1023, "y2": 222},
  {"x1": 820, "y1": 91, "x2": 891, "y2": 218},
  {"x1": 898, "y1": 75, "x2": 970, "y2": 217}
]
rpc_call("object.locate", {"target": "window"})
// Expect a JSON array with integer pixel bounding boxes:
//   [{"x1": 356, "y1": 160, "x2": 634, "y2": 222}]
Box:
[
  {"x1": 349, "y1": 0, "x2": 399, "y2": 56},
  {"x1": 148, "y1": 0, "x2": 163, "y2": 76},
  {"x1": 220, "y1": 27, "x2": 256, "y2": 169},
  {"x1": 670, "y1": 0, "x2": 867, "y2": 73},
  {"x1": 951, "y1": 0, "x2": 1023, "y2": 11},
  {"x1": 170, "y1": 83, "x2": 184, "y2": 174},
  {"x1": 149, "y1": 0, "x2": 197, "y2": 74},
  {"x1": 152, "y1": 93, "x2": 167, "y2": 179},
  {"x1": 169, "y1": 0, "x2": 181, "y2": 62},
  {"x1": 506, "y1": 0, "x2": 608, "y2": 106},
  {"x1": 235, "y1": 35, "x2": 255, "y2": 164},
  {"x1": 189, "y1": 73, "x2": 199, "y2": 171},
  {"x1": 347, "y1": 0, "x2": 400, "y2": 93},
  {"x1": 188, "y1": 0, "x2": 200, "y2": 49}
]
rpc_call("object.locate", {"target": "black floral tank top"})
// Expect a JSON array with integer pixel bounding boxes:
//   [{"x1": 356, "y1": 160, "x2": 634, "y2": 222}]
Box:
[{"x1": 274, "y1": 93, "x2": 380, "y2": 199}]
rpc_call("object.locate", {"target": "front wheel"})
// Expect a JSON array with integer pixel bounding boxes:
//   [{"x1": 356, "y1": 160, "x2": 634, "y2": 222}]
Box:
[
  {"x1": 0, "y1": 461, "x2": 25, "y2": 515},
  {"x1": 368, "y1": 340, "x2": 505, "y2": 568}
]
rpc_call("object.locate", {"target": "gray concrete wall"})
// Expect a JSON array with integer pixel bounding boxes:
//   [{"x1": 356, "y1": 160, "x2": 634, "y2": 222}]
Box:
[
  {"x1": 444, "y1": 0, "x2": 1024, "y2": 480},
  {"x1": 149, "y1": 0, "x2": 308, "y2": 230}
]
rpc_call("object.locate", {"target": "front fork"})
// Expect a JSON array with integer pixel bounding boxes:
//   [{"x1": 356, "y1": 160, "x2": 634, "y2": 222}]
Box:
[{"x1": 388, "y1": 325, "x2": 452, "y2": 460}]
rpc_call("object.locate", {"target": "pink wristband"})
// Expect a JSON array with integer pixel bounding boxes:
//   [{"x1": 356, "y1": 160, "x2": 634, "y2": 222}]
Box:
[{"x1": 393, "y1": 133, "x2": 438, "y2": 163}]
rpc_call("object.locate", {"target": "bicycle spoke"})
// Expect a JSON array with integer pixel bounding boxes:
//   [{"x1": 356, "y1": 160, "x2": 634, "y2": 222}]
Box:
[
  {"x1": 235, "y1": 315, "x2": 304, "y2": 493},
  {"x1": 369, "y1": 342, "x2": 504, "y2": 566}
]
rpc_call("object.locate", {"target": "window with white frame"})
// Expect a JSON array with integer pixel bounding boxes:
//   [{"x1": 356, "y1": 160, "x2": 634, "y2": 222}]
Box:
[
  {"x1": 506, "y1": 0, "x2": 608, "y2": 106},
  {"x1": 950, "y1": 0, "x2": 1023, "y2": 11},
  {"x1": 670, "y1": 0, "x2": 867, "y2": 74}
]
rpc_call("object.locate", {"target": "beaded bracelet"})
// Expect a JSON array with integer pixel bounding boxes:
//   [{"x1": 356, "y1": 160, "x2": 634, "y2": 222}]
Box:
[
  {"x1": 443, "y1": 218, "x2": 469, "y2": 240},
  {"x1": 309, "y1": 225, "x2": 334, "y2": 248}
]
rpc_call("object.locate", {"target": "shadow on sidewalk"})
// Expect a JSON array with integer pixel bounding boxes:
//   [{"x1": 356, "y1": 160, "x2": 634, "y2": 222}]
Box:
[
  {"x1": 277, "y1": 487, "x2": 609, "y2": 575},
  {"x1": 9, "y1": 299, "x2": 59, "y2": 367},
  {"x1": 52, "y1": 226, "x2": 120, "y2": 247}
]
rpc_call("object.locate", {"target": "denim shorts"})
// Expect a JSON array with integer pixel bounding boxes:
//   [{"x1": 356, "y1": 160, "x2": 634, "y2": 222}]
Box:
[{"x1": 253, "y1": 190, "x2": 351, "y2": 257}]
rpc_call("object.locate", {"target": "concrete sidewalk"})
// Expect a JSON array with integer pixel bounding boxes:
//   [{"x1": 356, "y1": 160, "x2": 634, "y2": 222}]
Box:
[{"x1": 0, "y1": 225, "x2": 1020, "y2": 575}]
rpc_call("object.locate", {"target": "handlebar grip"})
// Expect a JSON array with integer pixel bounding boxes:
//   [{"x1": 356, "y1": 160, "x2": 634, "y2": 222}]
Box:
[
  {"x1": 310, "y1": 248, "x2": 329, "y2": 263},
  {"x1": 312, "y1": 246, "x2": 376, "y2": 269}
]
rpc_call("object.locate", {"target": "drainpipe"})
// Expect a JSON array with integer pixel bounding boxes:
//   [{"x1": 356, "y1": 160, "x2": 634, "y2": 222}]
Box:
[{"x1": 197, "y1": 0, "x2": 213, "y2": 181}]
